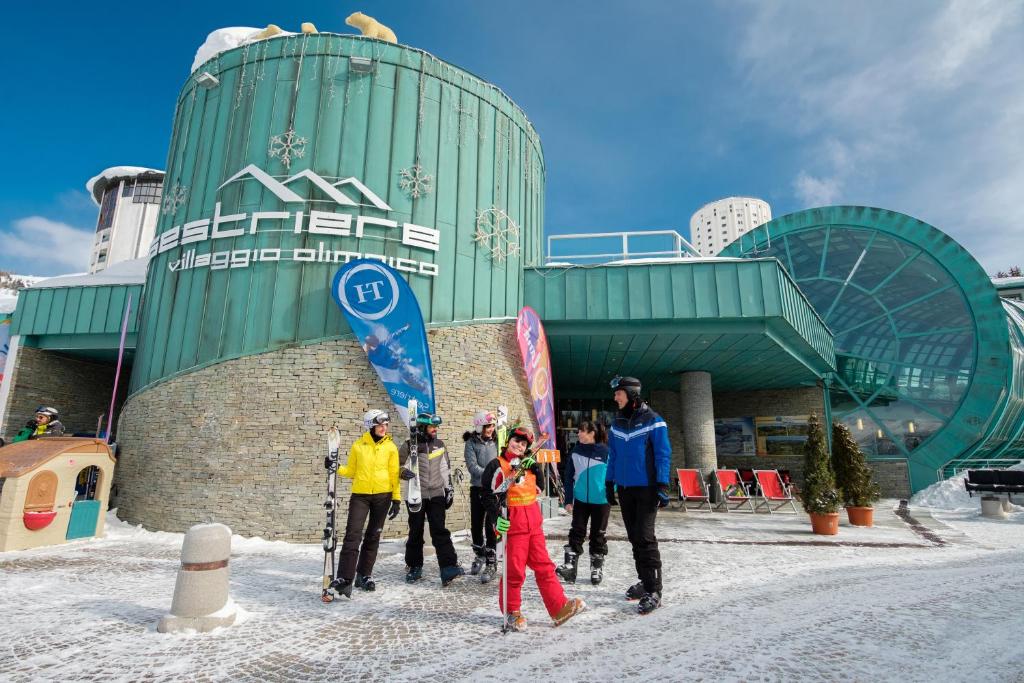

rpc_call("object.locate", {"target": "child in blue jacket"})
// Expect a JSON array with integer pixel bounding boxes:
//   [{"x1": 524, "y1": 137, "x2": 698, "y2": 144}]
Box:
[{"x1": 556, "y1": 421, "x2": 611, "y2": 586}]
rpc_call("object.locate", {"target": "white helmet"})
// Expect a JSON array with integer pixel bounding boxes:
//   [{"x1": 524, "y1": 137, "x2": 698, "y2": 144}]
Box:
[
  {"x1": 473, "y1": 410, "x2": 496, "y2": 433},
  {"x1": 362, "y1": 409, "x2": 390, "y2": 431}
]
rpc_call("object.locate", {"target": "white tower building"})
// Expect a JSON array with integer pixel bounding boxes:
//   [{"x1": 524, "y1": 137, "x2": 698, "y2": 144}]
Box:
[
  {"x1": 689, "y1": 197, "x2": 772, "y2": 256},
  {"x1": 86, "y1": 167, "x2": 165, "y2": 273}
]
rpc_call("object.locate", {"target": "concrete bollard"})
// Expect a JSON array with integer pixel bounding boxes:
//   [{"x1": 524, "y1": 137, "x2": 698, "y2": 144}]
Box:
[
  {"x1": 980, "y1": 496, "x2": 1007, "y2": 519},
  {"x1": 157, "y1": 523, "x2": 237, "y2": 633}
]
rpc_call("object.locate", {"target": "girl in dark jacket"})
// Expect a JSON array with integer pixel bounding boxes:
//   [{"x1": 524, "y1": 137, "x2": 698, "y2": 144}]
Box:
[{"x1": 556, "y1": 421, "x2": 612, "y2": 585}]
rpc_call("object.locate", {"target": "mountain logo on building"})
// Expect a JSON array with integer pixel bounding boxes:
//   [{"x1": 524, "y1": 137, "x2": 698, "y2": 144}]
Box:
[{"x1": 219, "y1": 164, "x2": 394, "y2": 212}]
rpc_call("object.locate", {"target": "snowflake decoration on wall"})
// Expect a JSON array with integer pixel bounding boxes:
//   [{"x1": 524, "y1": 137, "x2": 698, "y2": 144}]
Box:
[
  {"x1": 161, "y1": 184, "x2": 189, "y2": 216},
  {"x1": 268, "y1": 127, "x2": 307, "y2": 170},
  {"x1": 473, "y1": 207, "x2": 521, "y2": 264},
  {"x1": 398, "y1": 164, "x2": 434, "y2": 199}
]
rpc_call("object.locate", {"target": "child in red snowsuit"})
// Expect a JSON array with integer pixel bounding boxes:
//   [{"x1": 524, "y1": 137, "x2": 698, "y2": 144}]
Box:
[{"x1": 481, "y1": 427, "x2": 585, "y2": 631}]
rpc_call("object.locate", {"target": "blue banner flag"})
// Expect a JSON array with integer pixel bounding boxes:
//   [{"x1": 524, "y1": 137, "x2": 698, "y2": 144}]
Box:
[{"x1": 331, "y1": 259, "x2": 435, "y2": 425}]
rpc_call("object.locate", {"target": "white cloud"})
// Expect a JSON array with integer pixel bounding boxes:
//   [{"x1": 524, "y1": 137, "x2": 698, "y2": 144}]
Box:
[
  {"x1": 793, "y1": 172, "x2": 842, "y2": 207},
  {"x1": 733, "y1": 0, "x2": 1024, "y2": 273},
  {"x1": 3, "y1": 216, "x2": 93, "y2": 275}
]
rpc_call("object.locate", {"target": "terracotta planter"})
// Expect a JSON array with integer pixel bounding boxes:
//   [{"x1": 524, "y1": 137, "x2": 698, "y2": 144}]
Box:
[
  {"x1": 809, "y1": 512, "x2": 840, "y2": 535},
  {"x1": 846, "y1": 506, "x2": 874, "y2": 527}
]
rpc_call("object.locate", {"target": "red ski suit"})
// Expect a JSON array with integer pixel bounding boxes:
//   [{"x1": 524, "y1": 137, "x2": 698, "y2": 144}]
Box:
[{"x1": 493, "y1": 457, "x2": 568, "y2": 617}]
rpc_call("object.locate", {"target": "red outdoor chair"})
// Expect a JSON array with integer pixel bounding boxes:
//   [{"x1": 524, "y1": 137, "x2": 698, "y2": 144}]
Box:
[
  {"x1": 712, "y1": 469, "x2": 756, "y2": 513},
  {"x1": 753, "y1": 469, "x2": 798, "y2": 513},
  {"x1": 676, "y1": 468, "x2": 713, "y2": 512}
]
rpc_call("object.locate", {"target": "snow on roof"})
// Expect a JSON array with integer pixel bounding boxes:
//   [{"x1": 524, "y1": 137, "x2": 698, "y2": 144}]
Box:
[
  {"x1": 992, "y1": 276, "x2": 1024, "y2": 289},
  {"x1": 192, "y1": 27, "x2": 297, "y2": 73},
  {"x1": 86, "y1": 166, "x2": 165, "y2": 204},
  {"x1": 30, "y1": 258, "x2": 148, "y2": 289}
]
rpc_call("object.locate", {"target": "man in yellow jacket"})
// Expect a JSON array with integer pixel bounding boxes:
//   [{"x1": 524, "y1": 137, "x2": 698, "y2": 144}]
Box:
[{"x1": 334, "y1": 409, "x2": 401, "y2": 597}]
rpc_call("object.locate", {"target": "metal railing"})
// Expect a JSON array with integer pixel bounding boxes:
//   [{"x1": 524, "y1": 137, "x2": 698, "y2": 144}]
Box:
[{"x1": 545, "y1": 230, "x2": 700, "y2": 265}]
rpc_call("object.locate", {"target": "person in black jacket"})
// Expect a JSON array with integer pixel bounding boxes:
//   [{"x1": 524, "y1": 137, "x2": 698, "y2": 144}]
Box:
[{"x1": 556, "y1": 421, "x2": 612, "y2": 585}]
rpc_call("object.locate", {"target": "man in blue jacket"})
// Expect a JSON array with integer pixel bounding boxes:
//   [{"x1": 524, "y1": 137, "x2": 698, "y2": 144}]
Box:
[{"x1": 606, "y1": 376, "x2": 671, "y2": 615}]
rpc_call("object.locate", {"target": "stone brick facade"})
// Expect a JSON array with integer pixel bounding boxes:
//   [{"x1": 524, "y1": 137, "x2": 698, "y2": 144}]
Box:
[
  {"x1": 114, "y1": 322, "x2": 536, "y2": 542},
  {"x1": 1, "y1": 346, "x2": 124, "y2": 439}
]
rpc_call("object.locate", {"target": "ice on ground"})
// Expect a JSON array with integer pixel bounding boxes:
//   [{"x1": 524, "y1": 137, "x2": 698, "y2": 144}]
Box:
[{"x1": 192, "y1": 28, "x2": 297, "y2": 73}]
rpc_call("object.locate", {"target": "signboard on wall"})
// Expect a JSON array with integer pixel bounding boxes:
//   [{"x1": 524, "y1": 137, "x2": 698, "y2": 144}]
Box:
[
  {"x1": 714, "y1": 417, "x2": 755, "y2": 455},
  {"x1": 754, "y1": 415, "x2": 810, "y2": 456}
]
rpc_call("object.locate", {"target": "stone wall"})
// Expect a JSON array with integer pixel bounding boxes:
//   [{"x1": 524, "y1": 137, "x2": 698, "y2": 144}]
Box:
[
  {"x1": 114, "y1": 322, "x2": 536, "y2": 542},
  {"x1": 1, "y1": 346, "x2": 123, "y2": 439}
]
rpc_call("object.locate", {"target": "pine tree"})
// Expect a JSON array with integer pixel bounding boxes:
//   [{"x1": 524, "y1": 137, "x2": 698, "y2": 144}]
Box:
[
  {"x1": 800, "y1": 414, "x2": 841, "y2": 515},
  {"x1": 831, "y1": 422, "x2": 880, "y2": 507}
]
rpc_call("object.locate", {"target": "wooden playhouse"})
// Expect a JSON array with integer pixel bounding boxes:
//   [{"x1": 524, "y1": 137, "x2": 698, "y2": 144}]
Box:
[{"x1": 0, "y1": 438, "x2": 115, "y2": 552}]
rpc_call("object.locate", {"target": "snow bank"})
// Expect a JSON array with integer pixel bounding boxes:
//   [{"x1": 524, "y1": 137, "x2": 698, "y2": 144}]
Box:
[
  {"x1": 191, "y1": 27, "x2": 296, "y2": 73},
  {"x1": 910, "y1": 471, "x2": 976, "y2": 511},
  {"x1": 31, "y1": 258, "x2": 147, "y2": 289},
  {"x1": 86, "y1": 166, "x2": 164, "y2": 204},
  {"x1": 104, "y1": 509, "x2": 311, "y2": 555}
]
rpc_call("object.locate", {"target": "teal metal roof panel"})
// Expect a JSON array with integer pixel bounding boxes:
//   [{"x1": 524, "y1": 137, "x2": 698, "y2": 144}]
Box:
[{"x1": 11, "y1": 284, "x2": 142, "y2": 342}]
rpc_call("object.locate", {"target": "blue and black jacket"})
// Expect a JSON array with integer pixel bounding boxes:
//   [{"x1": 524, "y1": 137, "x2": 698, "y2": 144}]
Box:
[
  {"x1": 564, "y1": 442, "x2": 610, "y2": 506},
  {"x1": 606, "y1": 403, "x2": 672, "y2": 488}
]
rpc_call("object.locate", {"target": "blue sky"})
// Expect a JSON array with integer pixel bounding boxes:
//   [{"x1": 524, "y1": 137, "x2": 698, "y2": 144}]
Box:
[{"x1": 2, "y1": 0, "x2": 1021, "y2": 276}]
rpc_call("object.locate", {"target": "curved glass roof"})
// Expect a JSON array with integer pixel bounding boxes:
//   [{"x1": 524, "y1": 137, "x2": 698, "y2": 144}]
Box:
[{"x1": 719, "y1": 206, "x2": 1018, "y2": 491}]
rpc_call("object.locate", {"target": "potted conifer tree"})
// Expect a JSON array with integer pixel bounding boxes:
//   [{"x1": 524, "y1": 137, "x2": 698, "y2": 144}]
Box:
[
  {"x1": 832, "y1": 421, "x2": 881, "y2": 526},
  {"x1": 801, "y1": 414, "x2": 842, "y2": 535}
]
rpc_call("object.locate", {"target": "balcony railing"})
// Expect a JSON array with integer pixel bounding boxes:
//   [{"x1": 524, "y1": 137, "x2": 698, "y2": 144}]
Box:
[{"x1": 545, "y1": 230, "x2": 700, "y2": 265}]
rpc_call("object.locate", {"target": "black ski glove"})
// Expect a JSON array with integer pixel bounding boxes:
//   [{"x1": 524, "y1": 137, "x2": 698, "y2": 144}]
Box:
[
  {"x1": 387, "y1": 500, "x2": 401, "y2": 520},
  {"x1": 400, "y1": 467, "x2": 416, "y2": 481},
  {"x1": 656, "y1": 483, "x2": 671, "y2": 508},
  {"x1": 444, "y1": 487, "x2": 455, "y2": 510},
  {"x1": 605, "y1": 482, "x2": 618, "y2": 506}
]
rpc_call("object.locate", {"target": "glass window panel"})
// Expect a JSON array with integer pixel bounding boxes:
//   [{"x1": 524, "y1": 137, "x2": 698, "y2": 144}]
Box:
[
  {"x1": 837, "y1": 318, "x2": 898, "y2": 361},
  {"x1": 892, "y1": 288, "x2": 971, "y2": 337},
  {"x1": 849, "y1": 234, "x2": 916, "y2": 293},
  {"x1": 875, "y1": 253, "x2": 953, "y2": 312},
  {"x1": 784, "y1": 230, "x2": 828, "y2": 280},
  {"x1": 96, "y1": 186, "x2": 117, "y2": 232},
  {"x1": 821, "y1": 227, "x2": 872, "y2": 282},
  {"x1": 827, "y1": 287, "x2": 889, "y2": 338}
]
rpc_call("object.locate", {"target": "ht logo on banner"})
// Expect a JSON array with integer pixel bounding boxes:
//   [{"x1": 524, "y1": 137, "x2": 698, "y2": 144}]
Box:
[{"x1": 331, "y1": 259, "x2": 435, "y2": 425}]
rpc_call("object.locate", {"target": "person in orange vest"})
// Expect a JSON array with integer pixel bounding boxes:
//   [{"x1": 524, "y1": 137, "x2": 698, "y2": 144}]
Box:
[{"x1": 481, "y1": 426, "x2": 586, "y2": 632}]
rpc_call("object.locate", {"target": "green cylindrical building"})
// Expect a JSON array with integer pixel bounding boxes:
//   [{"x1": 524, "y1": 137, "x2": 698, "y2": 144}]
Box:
[{"x1": 116, "y1": 34, "x2": 544, "y2": 539}]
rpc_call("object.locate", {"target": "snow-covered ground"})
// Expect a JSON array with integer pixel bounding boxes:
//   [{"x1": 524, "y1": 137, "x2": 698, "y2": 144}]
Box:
[{"x1": 1, "y1": 501, "x2": 1022, "y2": 682}]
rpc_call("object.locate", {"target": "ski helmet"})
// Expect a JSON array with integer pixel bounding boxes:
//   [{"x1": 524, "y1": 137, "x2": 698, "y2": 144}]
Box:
[
  {"x1": 507, "y1": 426, "x2": 534, "y2": 447},
  {"x1": 35, "y1": 405, "x2": 59, "y2": 419},
  {"x1": 473, "y1": 410, "x2": 497, "y2": 433},
  {"x1": 362, "y1": 409, "x2": 390, "y2": 431},
  {"x1": 416, "y1": 412, "x2": 442, "y2": 436},
  {"x1": 610, "y1": 375, "x2": 642, "y2": 398}
]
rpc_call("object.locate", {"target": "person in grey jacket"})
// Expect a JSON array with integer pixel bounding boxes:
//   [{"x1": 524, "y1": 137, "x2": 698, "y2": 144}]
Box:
[
  {"x1": 462, "y1": 409, "x2": 500, "y2": 582},
  {"x1": 399, "y1": 414, "x2": 465, "y2": 586}
]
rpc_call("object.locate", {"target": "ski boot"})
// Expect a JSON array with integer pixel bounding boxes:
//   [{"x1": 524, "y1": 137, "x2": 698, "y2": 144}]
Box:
[
  {"x1": 406, "y1": 566, "x2": 423, "y2": 583},
  {"x1": 637, "y1": 591, "x2": 662, "y2": 615},
  {"x1": 555, "y1": 545, "x2": 579, "y2": 584},
  {"x1": 590, "y1": 554, "x2": 605, "y2": 585},
  {"x1": 552, "y1": 597, "x2": 587, "y2": 627},
  {"x1": 354, "y1": 574, "x2": 376, "y2": 592},
  {"x1": 330, "y1": 577, "x2": 354, "y2": 599},
  {"x1": 480, "y1": 549, "x2": 497, "y2": 584},
  {"x1": 625, "y1": 581, "x2": 645, "y2": 601},
  {"x1": 503, "y1": 610, "x2": 527, "y2": 632},
  {"x1": 440, "y1": 564, "x2": 466, "y2": 587},
  {"x1": 469, "y1": 545, "x2": 486, "y2": 575}
]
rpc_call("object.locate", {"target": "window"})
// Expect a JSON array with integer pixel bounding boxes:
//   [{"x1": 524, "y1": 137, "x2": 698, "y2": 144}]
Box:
[
  {"x1": 133, "y1": 181, "x2": 163, "y2": 204},
  {"x1": 96, "y1": 186, "x2": 118, "y2": 232},
  {"x1": 121, "y1": 180, "x2": 134, "y2": 197},
  {"x1": 97, "y1": 251, "x2": 107, "y2": 262}
]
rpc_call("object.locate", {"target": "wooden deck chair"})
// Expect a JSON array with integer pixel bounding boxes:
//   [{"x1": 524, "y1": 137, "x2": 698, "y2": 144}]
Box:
[
  {"x1": 675, "y1": 469, "x2": 713, "y2": 512},
  {"x1": 753, "y1": 469, "x2": 798, "y2": 513},
  {"x1": 712, "y1": 469, "x2": 755, "y2": 513}
]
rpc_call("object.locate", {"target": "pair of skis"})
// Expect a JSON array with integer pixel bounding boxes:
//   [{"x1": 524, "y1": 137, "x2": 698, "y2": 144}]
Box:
[{"x1": 321, "y1": 426, "x2": 343, "y2": 603}]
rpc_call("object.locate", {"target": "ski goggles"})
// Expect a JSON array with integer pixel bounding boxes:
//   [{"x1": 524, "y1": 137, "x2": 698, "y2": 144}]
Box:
[
  {"x1": 369, "y1": 413, "x2": 390, "y2": 425},
  {"x1": 416, "y1": 414, "x2": 443, "y2": 426},
  {"x1": 610, "y1": 375, "x2": 625, "y2": 390}
]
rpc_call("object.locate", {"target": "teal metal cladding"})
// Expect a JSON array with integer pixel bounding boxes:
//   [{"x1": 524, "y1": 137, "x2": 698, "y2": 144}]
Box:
[
  {"x1": 719, "y1": 206, "x2": 1017, "y2": 492},
  {"x1": 524, "y1": 259, "x2": 835, "y2": 392},
  {"x1": 11, "y1": 285, "x2": 142, "y2": 349},
  {"x1": 131, "y1": 34, "x2": 544, "y2": 393}
]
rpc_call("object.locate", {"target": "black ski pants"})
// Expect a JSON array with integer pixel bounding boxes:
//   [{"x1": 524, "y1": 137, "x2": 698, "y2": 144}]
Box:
[
  {"x1": 339, "y1": 492, "x2": 392, "y2": 582},
  {"x1": 405, "y1": 495, "x2": 458, "y2": 570},
  {"x1": 567, "y1": 501, "x2": 610, "y2": 556},
  {"x1": 469, "y1": 486, "x2": 497, "y2": 552},
  {"x1": 618, "y1": 486, "x2": 662, "y2": 593}
]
